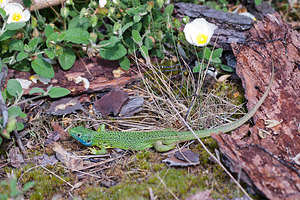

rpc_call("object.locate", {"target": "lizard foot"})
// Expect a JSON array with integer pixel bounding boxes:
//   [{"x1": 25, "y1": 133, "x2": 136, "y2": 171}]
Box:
[{"x1": 153, "y1": 141, "x2": 176, "y2": 152}]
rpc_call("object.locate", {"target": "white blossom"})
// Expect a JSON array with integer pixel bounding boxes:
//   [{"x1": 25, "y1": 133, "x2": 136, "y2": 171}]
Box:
[
  {"x1": 4, "y1": 3, "x2": 30, "y2": 24},
  {"x1": 0, "y1": 0, "x2": 8, "y2": 8},
  {"x1": 183, "y1": 18, "x2": 217, "y2": 46},
  {"x1": 99, "y1": 0, "x2": 107, "y2": 7}
]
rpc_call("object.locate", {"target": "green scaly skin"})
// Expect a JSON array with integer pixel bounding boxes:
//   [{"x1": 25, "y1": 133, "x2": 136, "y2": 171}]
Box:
[{"x1": 69, "y1": 62, "x2": 274, "y2": 154}]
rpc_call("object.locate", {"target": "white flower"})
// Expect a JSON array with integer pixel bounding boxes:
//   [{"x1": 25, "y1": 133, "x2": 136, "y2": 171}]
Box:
[
  {"x1": 3, "y1": 3, "x2": 30, "y2": 24},
  {"x1": 0, "y1": 0, "x2": 8, "y2": 8},
  {"x1": 99, "y1": 0, "x2": 107, "y2": 7},
  {"x1": 183, "y1": 18, "x2": 218, "y2": 46}
]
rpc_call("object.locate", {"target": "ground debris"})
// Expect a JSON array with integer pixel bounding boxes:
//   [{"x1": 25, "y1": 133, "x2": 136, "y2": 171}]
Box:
[
  {"x1": 212, "y1": 13, "x2": 300, "y2": 200},
  {"x1": 7, "y1": 57, "x2": 139, "y2": 96},
  {"x1": 162, "y1": 149, "x2": 200, "y2": 167},
  {"x1": 45, "y1": 97, "x2": 83, "y2": 115}
]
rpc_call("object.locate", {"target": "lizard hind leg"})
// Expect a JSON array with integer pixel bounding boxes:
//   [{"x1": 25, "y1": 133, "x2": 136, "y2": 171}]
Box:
[{"x1": 153, "y1": 141, "x2": 176, "y2": 152}]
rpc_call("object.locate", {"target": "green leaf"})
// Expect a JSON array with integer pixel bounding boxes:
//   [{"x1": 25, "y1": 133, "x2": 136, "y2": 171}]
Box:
[
  {"x1": 139, "y1": 45, "x2": 149, "y2": 59},
  {"x1": 16, "y1": 51, "x2": 28, "y2": 61},
  {"x1": 29, "y1": 87, "x2": 45, "y2": 95},
  {"x1": 99, "y1": 43, "x2": 127, "y2": 60},
  {"x1": 16, "y1": 122, "x2": 24, "y2": 131},
  {"x1": 23, "y1": 0, "x2": 32, "y2": 7},
  {"x1": 144, "y1": 36, "x2": 153, "y2": 50},
  {"x1": 98, "y1": 36, "x2": 121, "y2": 48},
  {"x1": 255, "y1": 0, "x2": 262, "y2": 6},
  {"x1": 220, "y1": 64, "x2": 234, "y2": 72},
  {"x1": 63, "y1": 28, "x2": 90, "y2": 44},
  {"x1": 8, "y1": 106, "x2": 22, "y2": 118},
  {"x1": 19, "y1": 112, "x2": 27, "y2": 118},
  {"x1": 133, "y1": 15, "x2": 141, "y2": 22},
  {"x1": 119, "y1": 57, "x2": 130, "y2": 70},
  {"x1": 46, "y1": 32, "x2": 59, "y2": 48},
  {"x1": 45, "y1": 24, "x2": 54, "y2": 38},
  {"x1": 212, "y1": 48, "x2": 223, "y2": 59},
  {"x1": 0, "y1": 8, "x2": 6, "y2": 19},
  {"x1": 58, "y1": 47, "x2": 76, "y2": 70},
  {"x1": 164, "y1": 4, "x2": 174, "y2": 16},
  {"x1": 31, "y1": 58, "x2": 54, "y2": 79},
  {"x1": 6, "y1": 22, "x2": 26, "y2": 30},
  {"x1": 121, "y1": 22, "x2": 133, "y2": 35},
  {"x1": 211, "y1": 57, "x2": 221, "y2": 63},
  {"x1": 9, "y1": 40, "x2": 24, "y2": 52},
  {"x1": 0, "y1": 30, "x2": 16, "y2": 41},
  {"x1": 48, "y1": 87, "x2": 70, "y2": 98},
  {"x1": 22, "y1": 181, "x2": 35, "y2": 192},
  {"x1": 7, "y1": 79, "x2": 23, "y2": 98},
  {"x1": 203, "y1": 48, "x2": 212, "y2": 60},
  {"x1": 0, "y1": 136, "x2": 2, "y2": 145},
  {"x1": 45, "y1": 49, "x2": 55, "y2": 59},
  {"x1": 132, "y1": 30, "x2": 142, "y2": 44},
  {"x1": 28, "y1": 38, "x2": 39, "y2": 51}
]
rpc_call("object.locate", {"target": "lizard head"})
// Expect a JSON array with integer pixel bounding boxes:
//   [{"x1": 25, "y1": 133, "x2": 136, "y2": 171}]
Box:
[{"x1": 68, "y1": 126, "x2": 93, "y2": 146}]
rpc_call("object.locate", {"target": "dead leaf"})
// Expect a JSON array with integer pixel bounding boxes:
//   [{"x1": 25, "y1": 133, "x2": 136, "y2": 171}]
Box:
[
  {"x1": 112, "y1": 67, "x2": 126, "y2": 78},
  {"x1": 186, "y1": 190, "x2": 213, "y2": 200},
  {"x1": 8, "y1": 147, "x2": 24, "y2": 168},
  {"x1": 94, "y1": 89, "x2": 128, "y2": 116},
  {"x1": 32, "y1": 154, "x2": 58, "y2": 167},
  {"x1": 119, "y1": 96, "x2": 144, "y2": 117},
  {"x1": 53, "y1": 142, "x2": 83, "y2": 171},
  {"x1": 46, "y1": 97, "x2": 83, "y2": 115},
  {"x1": 265, "y1": 119, "x2": 283, "y2": 128},
  {"x1": 50, "y1": 120, "x2": 69, "y2": 140},
  {"x1": 162, "y1": 149, "x2": 200, "y2": 167},
  {"x1": 217, "y1": 74, "x2": 231, "y2": 82}
]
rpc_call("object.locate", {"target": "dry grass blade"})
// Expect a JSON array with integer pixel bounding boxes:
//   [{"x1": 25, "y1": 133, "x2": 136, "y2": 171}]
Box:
[{"x1": 167, "y1": 99, "x2": 252, "y2": 200}]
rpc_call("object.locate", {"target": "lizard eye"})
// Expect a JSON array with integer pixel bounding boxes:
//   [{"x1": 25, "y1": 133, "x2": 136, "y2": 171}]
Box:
[{"x1": 76, "y1": 133, "x2": 81, "y2": 138}]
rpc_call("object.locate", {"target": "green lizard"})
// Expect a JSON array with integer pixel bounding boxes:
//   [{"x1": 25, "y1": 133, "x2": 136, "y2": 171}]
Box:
[{"x1": 69, "y1": 62, "x2": 274, "y2": 154}]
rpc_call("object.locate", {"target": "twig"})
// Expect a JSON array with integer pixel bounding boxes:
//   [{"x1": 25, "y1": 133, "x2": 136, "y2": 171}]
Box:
[
  {"x1": 156, "y1": 174, "x2": 180, "y2": 200},
  {"x1": 13, "y1": 130, "x2": 28, "y2": 158}
]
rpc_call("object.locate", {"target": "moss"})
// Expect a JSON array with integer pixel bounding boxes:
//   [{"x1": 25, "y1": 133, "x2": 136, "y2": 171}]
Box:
[
  {"x1": 78, "y1": 144, "x2": 243, "y2": 200},
  {"x1": 84, "y1": 166, "x2": 240, "y2": 200},
  {"x1": 4, "y1": 163, "x2": 73, "y2": 200}
]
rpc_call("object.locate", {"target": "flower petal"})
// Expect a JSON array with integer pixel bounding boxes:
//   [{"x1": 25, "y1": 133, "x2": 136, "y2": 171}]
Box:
[
  {"x1": 20, "y1": 9, "x2": 30, "y2": 22},
  {"x1": 4, "y1": 3, "x2": 23, "y2": 14}
]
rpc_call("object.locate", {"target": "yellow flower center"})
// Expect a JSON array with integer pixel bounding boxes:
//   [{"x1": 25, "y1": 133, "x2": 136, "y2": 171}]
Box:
[
  {"x1": 12, "y1": 13, "x2": 22, "y2": 22},
  {"x1": 196, "y1": 34, "x2": 208, "y2": 45},
  {"x1": 0, "y1": 0, "x2": 3, "y2": 3}
]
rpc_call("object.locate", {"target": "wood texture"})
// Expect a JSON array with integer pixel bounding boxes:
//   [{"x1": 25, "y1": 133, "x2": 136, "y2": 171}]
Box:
[{"x1": 212, "y1": 13, "x2": 300, "y2": 200}]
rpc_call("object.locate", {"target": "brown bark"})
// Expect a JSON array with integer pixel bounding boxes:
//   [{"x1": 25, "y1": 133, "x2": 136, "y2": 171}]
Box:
[
  {"x1": 11, "y1": 0, "x2": 62, "y2": 11},
  {"x1": 212, "y1": 13, "x2": 300, "y2": 200}
]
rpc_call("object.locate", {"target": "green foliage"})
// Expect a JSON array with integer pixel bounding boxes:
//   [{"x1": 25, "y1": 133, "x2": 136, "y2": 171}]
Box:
[
  {"x1": 48, "y1": 87, "x2": 71, "y2": 98},
  {"x1": 7, "y1": 79, "x2": 23, "y2": 98},
  {"x1": 0, "y1": 172, "x2": 34, "y2": 200},
  {"x1": 31, "y1": 58, "x2": 54, "y2": 79},
  {"x1": 58, "y1": 47, "x2": 76, "y2": 70},
  {"x1": 255, "y1": 0, "x2": 262, "y2": 6}
]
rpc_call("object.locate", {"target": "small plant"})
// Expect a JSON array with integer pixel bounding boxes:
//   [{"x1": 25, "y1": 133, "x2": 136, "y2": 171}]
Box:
[
  {"x1": 0, "y1": 171, "x2": 34, "y2": 200},
  {"x1": 0, "y1": 61, "x2": 70, "y2": 145}
]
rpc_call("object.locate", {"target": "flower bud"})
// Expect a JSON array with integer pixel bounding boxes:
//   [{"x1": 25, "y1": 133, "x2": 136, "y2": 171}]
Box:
[
  {"x1": 60, "y1": 7, "x2": 70, "y2": 18},
  {"x1": 90, "y1": 32, "x2": 97, "y2": 43},
  {"x1": 89, "y1": 1, "x2": 98, "y2": 8},
  {"x1": 90, "y1": 15, "x2": 98, "y2": 28}
]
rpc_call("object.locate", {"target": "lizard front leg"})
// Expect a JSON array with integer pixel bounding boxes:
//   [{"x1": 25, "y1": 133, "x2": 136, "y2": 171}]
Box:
[
  {"x1": 153, "y1": 141, "x2": 176, "y2": 152},
  {"x1": 88, "y1": 143, "x2": 107, "y2": 154}
]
